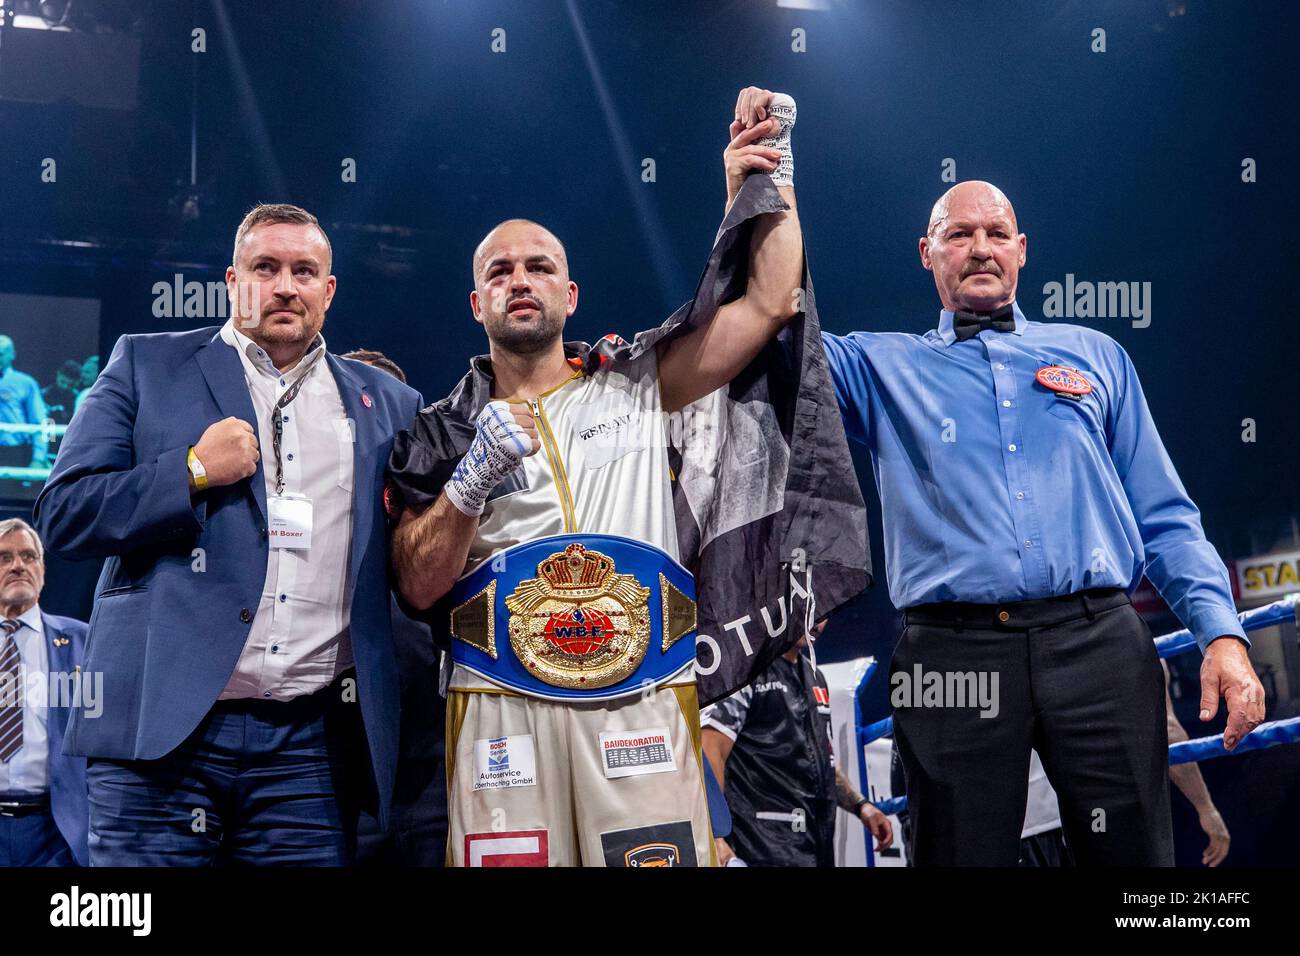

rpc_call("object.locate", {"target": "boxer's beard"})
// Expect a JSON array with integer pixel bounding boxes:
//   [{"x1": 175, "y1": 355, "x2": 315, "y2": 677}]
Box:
[{"x1": 484, "y1": 298, "x2": 565, "y2": 356}]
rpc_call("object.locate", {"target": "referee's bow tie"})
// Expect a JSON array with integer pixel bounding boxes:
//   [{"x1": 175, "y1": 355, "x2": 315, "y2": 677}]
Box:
[{"x1": 953, "y1": 304, "x2": 1016, "y2": 341}]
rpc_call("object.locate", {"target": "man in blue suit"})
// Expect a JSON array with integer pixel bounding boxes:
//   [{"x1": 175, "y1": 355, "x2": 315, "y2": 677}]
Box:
[
  {"x1": 0, "y1": 518, "x2": 89, "y2": 866},
  {"x1": 35, "y1": 204, "x2": 424, "y2": 865}
]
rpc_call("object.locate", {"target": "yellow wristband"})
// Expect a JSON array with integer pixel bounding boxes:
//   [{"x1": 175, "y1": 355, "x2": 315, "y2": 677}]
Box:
[{"x1": 187, "y1": 446, "x2": 209, "y2": 491}]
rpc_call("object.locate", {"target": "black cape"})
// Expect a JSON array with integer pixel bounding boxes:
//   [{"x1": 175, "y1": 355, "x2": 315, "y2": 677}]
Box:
[{"x1": 386, "y1": 174, "x2": 871, "y2": 705}]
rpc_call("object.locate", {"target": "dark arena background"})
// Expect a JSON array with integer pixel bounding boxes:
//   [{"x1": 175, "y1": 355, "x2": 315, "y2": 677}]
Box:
[{"x1": 0, "y1": 0, "x2": 1296, "y2": 898}]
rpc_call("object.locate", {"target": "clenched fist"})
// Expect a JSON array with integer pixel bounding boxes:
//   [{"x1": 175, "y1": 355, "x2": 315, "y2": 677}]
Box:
[
  {"x1": 501, "y1": 401, "x2": 541, "y2": 455},
  {"x1": 443, "y1": 401, "x2": 541, "y2": 517},
  {"x1": 192, "y1": 416, "x2": 260, "y2": 489}
]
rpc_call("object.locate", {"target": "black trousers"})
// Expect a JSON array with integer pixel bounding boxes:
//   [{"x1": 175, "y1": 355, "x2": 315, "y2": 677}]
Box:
[{"x1": 891, "y1": 588, "x2": 1173, "y2": 867}]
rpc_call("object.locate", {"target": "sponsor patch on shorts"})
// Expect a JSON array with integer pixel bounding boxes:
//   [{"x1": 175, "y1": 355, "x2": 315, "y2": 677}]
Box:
[
  {"x1": 464, "y1": 829, "x2": 549, "y2": 867},
  {"x1": 600, "y1": 821, "x2": 697, "y2": 867},
  {"x1": 598, "y1": 726, "x2": 676, "y2": 778},
  {"x1": 473, "y1": 734, "x2": 537, "y2": 791}
]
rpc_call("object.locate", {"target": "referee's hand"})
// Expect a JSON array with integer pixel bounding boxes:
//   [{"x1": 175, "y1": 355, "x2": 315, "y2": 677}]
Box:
[{"x1": 1199, "y1": 636, "x2": 1265, "y2": 750}]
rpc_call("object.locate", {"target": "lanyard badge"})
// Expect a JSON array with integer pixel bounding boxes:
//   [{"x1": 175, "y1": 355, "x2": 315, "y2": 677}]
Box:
[
  {"x1": 270, "y1": 348, "x2": 325, "y2": 496},
  {"x1": 265, "y1": 349, "x2": 323, "y2": 550},
  {"x1": 268, "y1": 493, "x2": 313, "y2": 550}
]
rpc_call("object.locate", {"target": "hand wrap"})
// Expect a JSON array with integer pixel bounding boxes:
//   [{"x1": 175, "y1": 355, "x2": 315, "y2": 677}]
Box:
[
  {"x1": 444, "y1": 401, "x2": 532, "y2": 517},
  {"x1": 756, "y1": 92, "x2": 796, "y2": 187}
]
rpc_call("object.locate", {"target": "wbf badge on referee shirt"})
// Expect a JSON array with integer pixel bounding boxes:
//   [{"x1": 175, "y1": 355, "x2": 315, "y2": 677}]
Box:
[{"x1": 268, "y1": 493, "x2": 313, "y2": 550}]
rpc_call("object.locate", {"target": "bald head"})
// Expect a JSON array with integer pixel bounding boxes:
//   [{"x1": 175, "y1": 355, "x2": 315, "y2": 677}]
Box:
[
  {"x1": 919, "y1": 180, "x2": 1026, "y2": 313},
  {"x1": 470, "y1": 218, "x2": 577, "y2": 357},
  {"x1": 927, "y1": 181, "x2": 1017, "y2": 238},
  {"x1": 473, "y1": 219, "x2": 568, "y2": 283}
]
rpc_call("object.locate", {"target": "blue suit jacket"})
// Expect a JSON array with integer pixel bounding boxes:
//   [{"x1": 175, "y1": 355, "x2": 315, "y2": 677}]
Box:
[
  {"x1": 40, "y1": 610, "x2": 90, "y2": 867},
  {"x1": 34, "y1": 327, "x2": 424, "y2": 828}
]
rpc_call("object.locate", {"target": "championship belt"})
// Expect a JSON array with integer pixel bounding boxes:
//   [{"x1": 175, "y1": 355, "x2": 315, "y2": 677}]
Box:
[{"x1": 446, "y1": 534, "x2": 698, "y2": 701}]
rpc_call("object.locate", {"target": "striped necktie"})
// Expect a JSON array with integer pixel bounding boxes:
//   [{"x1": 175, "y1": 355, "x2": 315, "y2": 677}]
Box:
[{"x1": 0, "y1": 618, "x2": 23, "y2": 763}]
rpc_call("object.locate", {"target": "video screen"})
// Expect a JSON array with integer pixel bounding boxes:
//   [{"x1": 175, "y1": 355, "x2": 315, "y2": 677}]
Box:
[{"x1": 0, "y1": 293, "x2": 102, "y2": 503}]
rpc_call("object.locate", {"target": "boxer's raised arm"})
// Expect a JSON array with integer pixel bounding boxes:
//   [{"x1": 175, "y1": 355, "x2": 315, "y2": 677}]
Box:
[{"x1": 659, "y1": 88, "x2": 804, "y2": 414}]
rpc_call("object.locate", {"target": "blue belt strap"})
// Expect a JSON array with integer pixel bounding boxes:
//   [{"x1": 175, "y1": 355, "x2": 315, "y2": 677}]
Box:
[{"x1": 446, "y1": 533, "x2": 697, "y2": 701}]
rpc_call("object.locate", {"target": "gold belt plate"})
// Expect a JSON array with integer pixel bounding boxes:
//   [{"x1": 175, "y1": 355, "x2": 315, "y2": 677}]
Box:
[{"x1": 504, "y1": 542, "x2": 652, "y2": 690}]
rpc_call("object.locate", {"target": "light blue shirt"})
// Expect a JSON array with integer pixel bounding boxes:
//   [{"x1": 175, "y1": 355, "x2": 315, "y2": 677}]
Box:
[
  {"x1": 0, "y1": 605, "x2": 50, "y2": 795},
  {"x1": 822, "y1": 304, "x2": 1246, "y2": 651},
  {"x1": 0, "y1": 367, "x2": 46, "y2": 448}
]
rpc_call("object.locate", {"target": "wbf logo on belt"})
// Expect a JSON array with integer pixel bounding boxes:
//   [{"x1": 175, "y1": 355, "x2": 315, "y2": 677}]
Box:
[
  {"x1": 448, "y1": 534, "x2": 698, "y2": 701},
  {"x1": 507, "y1": 543, "x2": 651, "y2": 689}
]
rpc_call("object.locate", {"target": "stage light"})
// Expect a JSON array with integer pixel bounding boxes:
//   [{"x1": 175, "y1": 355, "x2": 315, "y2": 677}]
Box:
[{"x1": 3, "y1": 0, "x2": 140, "y2": 33}]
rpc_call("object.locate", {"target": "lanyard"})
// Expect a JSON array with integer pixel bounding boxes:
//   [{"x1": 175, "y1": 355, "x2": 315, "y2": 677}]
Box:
[{"x1": 270, "y1": 348, "x2": 324, "y2": 496}]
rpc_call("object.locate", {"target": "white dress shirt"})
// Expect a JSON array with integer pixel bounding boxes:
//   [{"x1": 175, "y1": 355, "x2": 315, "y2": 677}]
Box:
[
  {"x1": 1021, "y1": 749, "x2": 1063, "y2": 838},
  {"x1": 0, "y1": 604, "x2": 49, "y2": 795},
  {"x1": 218, "y1": 321, "x2": 356, "y2": 701}
]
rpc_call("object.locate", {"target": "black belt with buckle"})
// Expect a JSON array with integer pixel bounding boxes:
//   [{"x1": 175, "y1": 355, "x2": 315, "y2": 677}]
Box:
[
  {"x1": 0, "y1": 793, "x2": 51, "y2": 817},
  {"x1": 905, "y1": 587, "x2": 1129, "y2": 630}
]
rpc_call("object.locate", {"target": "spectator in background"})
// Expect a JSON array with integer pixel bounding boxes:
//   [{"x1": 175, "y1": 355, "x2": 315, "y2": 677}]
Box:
[
  {"x1": 342, "y1": 350, "x2": 406, "y2": 384},
  {"x1": 78, "y1": 356, "x2": 98, "y2": 390},
  {"x1": 0, "y1": 336, "x2": 48, "y2": 469},
  {"x1": 343, "y1": 347, "x2": 448, "y2": 866},
  {"x1": 42, "y1": 361, "x2": 85, "y2": 426},
  {"x1": 73, "y1": 356, "x2": 100, "y2": 418},
  {"x1": 0, "y1": 518, "x2": 89, "y2": 867},
  {"x1": 702, "y1": 618, "x2": 893, "y2": 867}
]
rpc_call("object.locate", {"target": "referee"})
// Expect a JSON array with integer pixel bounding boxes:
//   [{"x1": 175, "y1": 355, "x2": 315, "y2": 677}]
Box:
[{"x1": 820, "y1": 180, "x2": 1264, "y2": 866}]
